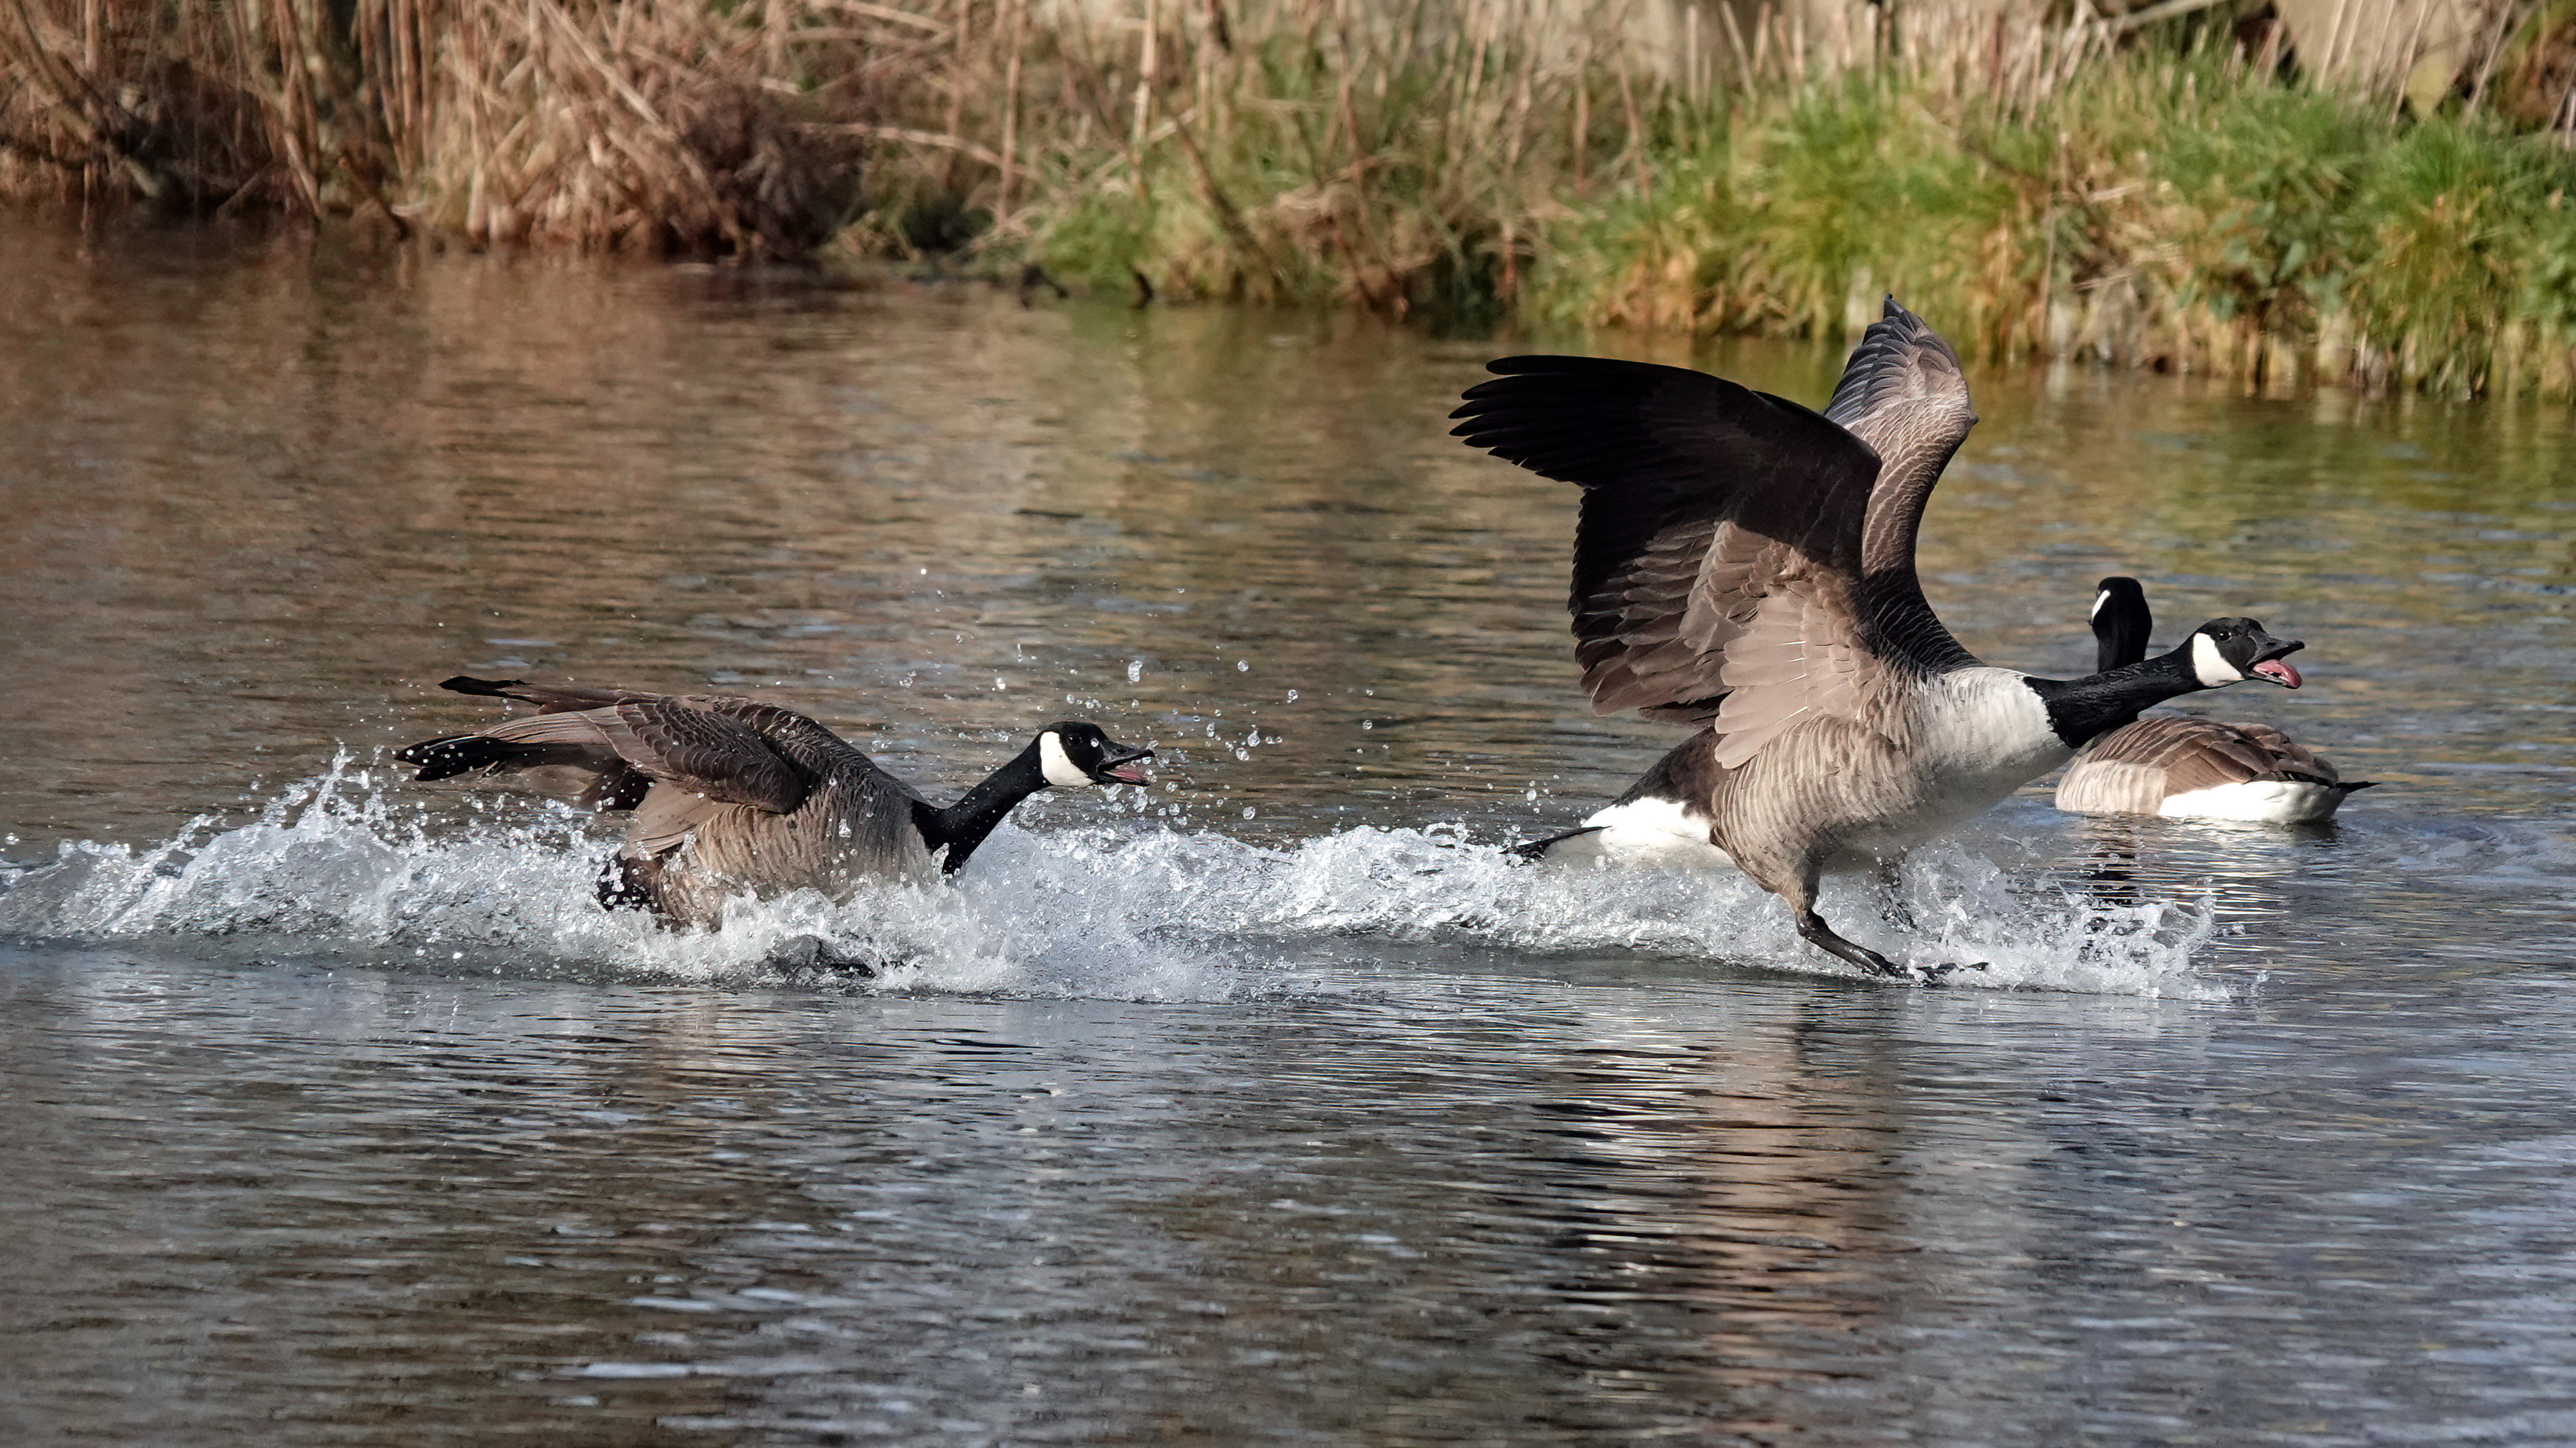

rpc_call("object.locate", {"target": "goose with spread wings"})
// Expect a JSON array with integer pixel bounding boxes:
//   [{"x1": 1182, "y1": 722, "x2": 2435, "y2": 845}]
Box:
[
  {"x1": 398, "y1": 676, "x2": 1152, "y2": 929},
  {"x1": 1452, "y1": 299, "x2": 2306, "y2": 980},
  {"x1": 2056, "y1": 576, "x2": 2370, "y2": 823}
]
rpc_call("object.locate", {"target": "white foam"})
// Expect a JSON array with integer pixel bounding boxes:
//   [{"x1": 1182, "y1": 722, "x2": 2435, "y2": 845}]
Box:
[{"x1": 0, "y1": 763, "x2": 2225, "y2": 1000}]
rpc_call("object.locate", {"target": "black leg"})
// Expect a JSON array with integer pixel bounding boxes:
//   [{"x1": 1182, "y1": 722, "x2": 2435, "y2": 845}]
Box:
[
  {"x1": 1795, "y1": 908, "x2": 1916, "y2": 980},
  {"x1": 1753, "y1": 856, "x2": 1968, "y2": 983}
]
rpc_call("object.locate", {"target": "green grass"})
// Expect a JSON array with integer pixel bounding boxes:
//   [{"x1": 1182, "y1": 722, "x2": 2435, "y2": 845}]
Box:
[{"x1": 1514, "y1": 56, "x2": 2576, "y2": 396}]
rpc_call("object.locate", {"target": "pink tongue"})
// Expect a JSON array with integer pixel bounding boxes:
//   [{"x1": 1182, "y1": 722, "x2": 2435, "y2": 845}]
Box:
[{"x1": 2254, "y1": 658, "x2": 2303, "y2": 688}]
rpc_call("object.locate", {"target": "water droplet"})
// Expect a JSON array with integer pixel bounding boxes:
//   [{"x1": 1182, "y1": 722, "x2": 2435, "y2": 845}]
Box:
[
  {"x1": 1284, "y1": 689, "x2": 1298, "y2": 703},
  {"x1": 1240, "y1": 806, "x2": 1256, "y2": 819},
  {"x1": 1126, "y1": 660, "x2": 1144, "y2": 683},
  {"x1": 1361, "y1": 720, "x2": 1374, "y2": 730},
  {"x1": 1235, "y1": 660, "x2": 1249, "y2": 672}
]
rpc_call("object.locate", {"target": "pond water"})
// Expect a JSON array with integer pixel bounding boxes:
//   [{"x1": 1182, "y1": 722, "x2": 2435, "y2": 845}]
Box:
[{"x1": 1, "y1": 213, "x2": 2571, "y2": 1447}]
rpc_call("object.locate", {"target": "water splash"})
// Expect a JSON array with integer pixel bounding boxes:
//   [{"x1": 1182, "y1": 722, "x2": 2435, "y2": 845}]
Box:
[{"x1": 0, "y1": 765, "x2": 2224, "y2": 1000}]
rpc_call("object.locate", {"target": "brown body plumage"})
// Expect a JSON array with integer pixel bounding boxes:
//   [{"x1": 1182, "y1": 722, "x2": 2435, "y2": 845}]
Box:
[{"x1": 2056, "y1": 715, "x2": 2365, "y2": 823}]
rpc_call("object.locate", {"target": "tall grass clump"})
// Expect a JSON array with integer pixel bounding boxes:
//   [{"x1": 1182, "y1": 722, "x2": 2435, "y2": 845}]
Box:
[
  {"x1": 852, "y1": 0, "x2": 1666, "y2": 320},
  {"x1": 1529, "y1": 18, "x2": 2576, "y2": 397}
]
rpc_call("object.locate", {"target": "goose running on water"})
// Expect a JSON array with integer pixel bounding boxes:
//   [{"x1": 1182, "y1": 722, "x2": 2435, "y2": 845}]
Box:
[
  {"x1": 1452, "y1": 298, "x2": 2308, "y2": 980},
  {"x1": 2056, "y1": 576, "x2": 2371, "y2": 824},
  {"x1": 398, "y1": 676, "x2": 1152, "y2": 929}
]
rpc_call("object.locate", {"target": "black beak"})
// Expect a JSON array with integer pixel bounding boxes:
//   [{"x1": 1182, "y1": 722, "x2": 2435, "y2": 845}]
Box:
[
  {"x1": 1097, "y1": 742, "x2": 1153, "y2": 785},
  {"x1": 2248, "y1": 631, "x2": 2305, "y2": 688}
]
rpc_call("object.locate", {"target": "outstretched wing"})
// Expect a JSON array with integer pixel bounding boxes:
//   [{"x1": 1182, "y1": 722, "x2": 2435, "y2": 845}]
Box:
[
  {"x1": 400, "y1": 679, "x2": 812, "y2": 814},
  {"x1": 1824, "y1": 298, "x2": 1982, "y2": 673},
  {"x1": 432, "y1": 675, "x2": 658, "y2": 713},
  {"x1": 1451, "y1": 301, "x2": 1978, "y2": 770}
]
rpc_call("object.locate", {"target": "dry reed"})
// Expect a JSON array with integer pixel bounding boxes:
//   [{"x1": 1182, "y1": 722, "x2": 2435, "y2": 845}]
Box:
[{"x1": 0, "y1": 0, "x2": 891, "y2": 255}]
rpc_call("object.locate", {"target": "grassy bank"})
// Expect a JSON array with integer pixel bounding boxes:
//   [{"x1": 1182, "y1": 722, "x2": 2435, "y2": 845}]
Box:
[
  {"x1": 935, "y1": 0, "x2": 2576, "y2": 398},
  {"x1": 6, "y1": 0, "x2": 2576, "y2": 396}
]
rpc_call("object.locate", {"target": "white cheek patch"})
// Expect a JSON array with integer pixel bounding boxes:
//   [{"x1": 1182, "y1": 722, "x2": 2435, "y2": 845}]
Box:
[
  {"x1": 2089, "y1": 588, "x2": 2111, "y2": 621},
  {"x1": 1038, "y1": 730, "x2": 1092, "y2": 788},
  {"x1": 2190, "y1": 633, "x2": 2243, "y2": 688}
]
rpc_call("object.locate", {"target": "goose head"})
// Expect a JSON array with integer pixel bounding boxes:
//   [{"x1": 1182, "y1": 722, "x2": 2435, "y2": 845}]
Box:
[
  {"x1": 1036, "y1": 722, "x2": 1154, "y2": 788},
  {"x1": 2186, "y1": 618, "x2": 2305, "y2": 689}
]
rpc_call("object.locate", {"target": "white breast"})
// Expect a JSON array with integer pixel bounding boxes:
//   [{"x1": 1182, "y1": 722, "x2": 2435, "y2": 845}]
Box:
[
  {"x1": 1913, "y1": 668, "x2": 2071, "y2": 790},
  {"x1": 1836, "y1": 668, "x2": 2071, "y2": 860}
]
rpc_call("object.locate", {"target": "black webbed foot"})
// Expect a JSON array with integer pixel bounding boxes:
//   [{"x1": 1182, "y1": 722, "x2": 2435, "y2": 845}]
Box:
[{"x1": 1796, "y1": 908, "x2": 1973, "y2": 985}]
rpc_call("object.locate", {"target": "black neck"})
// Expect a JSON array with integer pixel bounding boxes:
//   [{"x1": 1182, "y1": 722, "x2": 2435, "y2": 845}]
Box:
[
  {"x1": 2091, "y1": 592, "x2": 2153, "y2": 670},
  {"x1": 2094, "y1": 601, "x2": 2153, "y2": 673},
  {"x1": 912, "y1": 743, "x2": 1050, "y2": 873},
  {"x1": 2026, "y1": 650, "x2": 2218, "y2": 748}
]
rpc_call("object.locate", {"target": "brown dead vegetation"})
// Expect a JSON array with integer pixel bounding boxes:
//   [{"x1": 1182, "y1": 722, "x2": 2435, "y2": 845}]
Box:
[{"x1": 0, "y1": 0, "x2": 897, "y2": 257}]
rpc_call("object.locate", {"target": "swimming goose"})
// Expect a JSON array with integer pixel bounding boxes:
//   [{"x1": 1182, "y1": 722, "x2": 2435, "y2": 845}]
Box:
[
  {"x1": 2056, "y1": 577, "x2": 2372, "y2": 823},
  {"x1": 397, "y1": 676, "x2": 1151, "y2": 927},
  {"x1": 1453, "y1": 298, "x2": 2307, "y2": 980}
]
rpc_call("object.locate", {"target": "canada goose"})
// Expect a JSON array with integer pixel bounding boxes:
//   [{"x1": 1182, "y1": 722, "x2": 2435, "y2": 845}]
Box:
[
  {"x1": 1452, "y1": 298, "x2": 2307, "y2": 980},
  {"x1": 396, "y1": 676, "x2": 1151, "y2": 928},
  {"x1": 2056, "y1": 577, "x2": 2373, "y2": 823}
]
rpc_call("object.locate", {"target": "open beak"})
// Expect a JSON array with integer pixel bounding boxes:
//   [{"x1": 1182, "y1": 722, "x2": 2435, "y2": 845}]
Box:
[
  {"x1": 1098, "y1": 743, "x2": 1154, "y2": 785},
  {"x1": 2249, "y1": 633, "x2": 2305, "y2": 689}
]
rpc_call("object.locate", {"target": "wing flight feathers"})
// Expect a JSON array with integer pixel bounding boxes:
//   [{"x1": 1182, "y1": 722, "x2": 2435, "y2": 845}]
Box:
[
  {"x1": 1454, "y1": 308, "x2": 1985, "y2": 766},
  {"x1": 474, "y1": 700, "x2": 812, "y2": 813},
  {"x1": 1453, "y1": 356, "x2": 1886, "y2": 725},
  {"x1": 1825, "y1": 299, "x2": 1982, "y2": 671}
]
